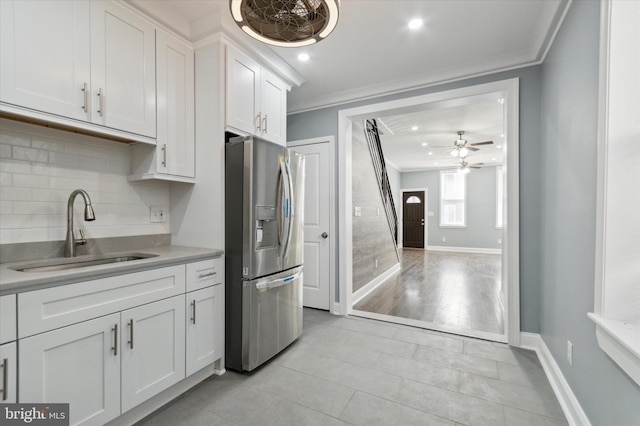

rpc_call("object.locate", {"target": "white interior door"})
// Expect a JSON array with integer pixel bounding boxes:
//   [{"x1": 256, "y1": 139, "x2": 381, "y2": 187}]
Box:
[{"x1": 290, "y1": 140, "x2": 332, "y2": 310}]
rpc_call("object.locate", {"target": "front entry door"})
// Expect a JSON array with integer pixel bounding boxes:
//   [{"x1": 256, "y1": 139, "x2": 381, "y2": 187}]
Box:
[
  {"x1": 290, "y1": 140, "x2": 332, "y2": 310},
  {"x1": 403, "y1": 191, "x2": 425, "y2": 248}
]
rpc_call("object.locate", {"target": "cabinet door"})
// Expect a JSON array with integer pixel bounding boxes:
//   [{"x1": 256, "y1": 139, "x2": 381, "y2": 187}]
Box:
[
  {"x1": 186, "y1": 285, "x2": 223, "y2": 376},
  {"x1": 91, "y1": 1, "x2": 156, "y2": 137},
  {"x1": 0, "y1": 294, "x2": 16, "y2": 345},
  {"x1": 226, "y1": 46, "x2": 260, "y2": 135},
  {"x1": 121, "y1": 296, "x2": 185, "y2": 413},
  {"x1": 0, "y1": 0, "x2": 91, "y2": 121},
  {"x1": 156, "y1": 30, "x2": 195, "y2": 177},
  {"x1": 0, "y1": 342, "x2": 17, "y2": 404},
  {"x1": 19, "y1": 314, "x2": 121, "y2": 426},
  {"x1": 260, "y1": 69, "x2": 287, "y2": 145}
]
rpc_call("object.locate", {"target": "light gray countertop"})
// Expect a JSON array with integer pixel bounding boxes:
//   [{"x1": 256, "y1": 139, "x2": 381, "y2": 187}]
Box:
[{"x1": 0, "y1": 245, "x2": 223, "y2": 296}]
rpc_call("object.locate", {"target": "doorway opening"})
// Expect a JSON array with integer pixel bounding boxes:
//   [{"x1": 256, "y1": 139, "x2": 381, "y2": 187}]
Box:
[{"x1": 337, "y1": 79, "x2": 519, "y2": 345}]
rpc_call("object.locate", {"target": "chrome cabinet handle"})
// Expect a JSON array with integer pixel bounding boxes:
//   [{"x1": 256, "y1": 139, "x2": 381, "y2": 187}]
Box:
[
  {"x1": 256, "y1": 113, "x2": 262, "y2": 131},
  {"x1": 128, "y1": 319, "x2": 134, "y2": 349},
  {"x1": 112, "y1": 324, "x2": 118, "y2": 355},
  {"x1": 97, "y1": 88, "x2": 104, "y2": 117},
  {"x1": 263, "y1": 114, "x2": 268, "y2": 133},
  {"x1": 1, "y1": 358, "x2": 7, "y2": 401},
  {"x1": 191, "y1": 300, "x2": 196, "y2": 324},
  {"x1": 82, "y1": 82, "x2": 88, "y2": 112},
  {"x1": 198, "y1": 271, "x2": 216, "y2": 279},
  {"x1": 161, "y1": 144, "x2": 167, "y2": 167}
]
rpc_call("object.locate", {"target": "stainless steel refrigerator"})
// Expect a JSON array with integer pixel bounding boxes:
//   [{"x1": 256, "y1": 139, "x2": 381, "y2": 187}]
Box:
[{"x1": 225, "y1": 135, "x2": 305, "y2": 371}]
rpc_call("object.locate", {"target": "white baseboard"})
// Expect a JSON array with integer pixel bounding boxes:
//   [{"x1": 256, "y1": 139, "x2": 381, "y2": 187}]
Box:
[
  {"x1": 427, "y1": 245, "x2": 502, "y2": 254},
  {"x1": 520, "y1": 332, "x2": 591, "y2": 426},
  {"x1": 351, "y1": 263, "x2": 401, "y2": 305}
]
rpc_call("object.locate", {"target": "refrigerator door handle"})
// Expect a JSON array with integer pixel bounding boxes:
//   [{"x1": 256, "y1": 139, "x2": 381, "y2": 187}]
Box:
[
  {"x1": 255, "y1": 271, "x2": 303, "y2": 290},
  {"x1": 283, "y1": 157, "x2": 295, "y2": 258},
  {"x1": 278, "y1": 157, "x2": 292, "y2": 260}
]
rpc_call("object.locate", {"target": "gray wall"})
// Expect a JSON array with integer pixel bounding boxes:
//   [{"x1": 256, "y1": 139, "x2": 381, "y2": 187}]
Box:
[
  {"x1": 288, "y1": 65, "x2": 541, "y2": 333},
  {"x1": 352, "y1": 121, "x2": 399, "y2": 292},
  {"x1": 402, "y1": 167, "x2": 501, "y2": 250},
  {"x1": 539, "y1": 1, "x2": 640, "y2": 423}
]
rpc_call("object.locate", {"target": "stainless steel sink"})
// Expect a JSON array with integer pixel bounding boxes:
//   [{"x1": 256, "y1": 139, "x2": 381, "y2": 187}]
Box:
[{"x1": 11, "y1": 253, "x2": 159, "y2": 272}]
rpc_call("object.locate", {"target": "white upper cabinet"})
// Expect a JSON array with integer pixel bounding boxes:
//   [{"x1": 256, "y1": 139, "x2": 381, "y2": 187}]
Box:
[
  {"x1": 130, "y1": 29, "x2": 194, "y2": 182},
  {"x1": 226, "y1": 47, "x2": 260, "y2": 136},
  {"x1": 90, "y1": 1, "x2": 156, "y2": 137},
  {"x1": 226, "y1": 45, "x2": 288, "y2": 145},
  {"x1": 260, "y1": 68, "x2": 287, "y2": 145},
  {"x1": 0, "y1": 0, "x2": 156, "y2": 140},
  {"x1": 0, "y1": 0, "x2": 91, "y2": 122}
]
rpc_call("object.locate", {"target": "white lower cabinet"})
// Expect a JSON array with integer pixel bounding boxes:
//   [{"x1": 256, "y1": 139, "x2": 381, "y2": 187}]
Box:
[
  {"x1": 186, "y1": 285, "x2": 223, "y2": 376},
  {"x1": 19, "y1": 314, "x2": 121, "y2": 426},
  {"x1": 0, "y1": 342, "x2": 17, "y2": 404},
  {"x1": 121, "y1": 296, "x2": 185, "y2": 412},
  {"x1": 15, "y1": 257, "x2": 222, "y2": 425}
]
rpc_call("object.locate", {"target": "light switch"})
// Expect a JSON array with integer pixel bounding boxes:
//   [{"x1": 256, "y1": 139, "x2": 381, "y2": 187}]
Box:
[
  {"x1": 428, "y1": 212, "x2": 434, "y2": 217},
  {"x1": 354, "y1": 206, "x2": 362, "y2": 217}
]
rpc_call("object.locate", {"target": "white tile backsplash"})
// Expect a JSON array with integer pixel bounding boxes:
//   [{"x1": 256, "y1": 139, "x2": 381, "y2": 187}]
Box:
[{"x1": 0, "y1": 119, "x2": 171, "y2": 245}]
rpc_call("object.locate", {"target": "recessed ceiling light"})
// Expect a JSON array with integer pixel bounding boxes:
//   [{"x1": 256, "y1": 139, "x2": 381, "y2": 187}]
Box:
[
  {"x1": 297, "y1": 53, "x2": 310, "y2": 61},
  {"x1": 428, "y1": 152, "x2": 433, "y2": 155},
  {"x1": 412, "y1": 126, "x2": 418, "y2": 131},
  {"x1": 496, "y1": 145, "x2": 502, "y2": 148},
  {"x1": 492, "y1": 157, "x2": 497, "y2": 161},
  {"x1": 500, "y1": 134, "x2": 504, "y2": 138},
  {"x1": 421, "y1": 142, "x2": 427, "y2": 146},
  {"x1": 408, "y1": 18, "x2": 423, "y2": 30},
  {"x1": 434, "y1": 162, "x2": 439, "y2": 166}
]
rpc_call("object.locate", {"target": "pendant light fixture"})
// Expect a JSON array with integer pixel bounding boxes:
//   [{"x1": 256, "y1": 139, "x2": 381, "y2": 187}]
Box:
[{"x1": 230, "y1": 0, "x2": 340, "y2": 47}]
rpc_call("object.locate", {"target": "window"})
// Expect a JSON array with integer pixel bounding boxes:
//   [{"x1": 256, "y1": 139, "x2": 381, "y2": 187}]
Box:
[
  {"x1": 406, "y1": 196, "x2": 421, "y2": 204},
  {"x1": 496, "y1": 166, "x2": 504, "y2": 228},
  {"x1": 588, "y1": 0, "x2": 640, "y2": 386},
  {"x1": 440, "y1": 170, "x2": 466, "y2": 227}
]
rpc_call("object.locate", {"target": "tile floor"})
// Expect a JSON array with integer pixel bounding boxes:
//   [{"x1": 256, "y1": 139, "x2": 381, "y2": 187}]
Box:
[
  {"x1": 137, "y1": 309, "x2": 567, "y2": 426},
  {"x1": 354, "y1": 249, "x2": 504, "y2": 335}
]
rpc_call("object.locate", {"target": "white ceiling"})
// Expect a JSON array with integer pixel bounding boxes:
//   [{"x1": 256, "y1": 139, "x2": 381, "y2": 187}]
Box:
[
  {"x1": 132, "y1": 0, "x2": 569, "y2": 171},
  {"x1": 376, "y1": 96, "x2": 505, "y2": 172}
]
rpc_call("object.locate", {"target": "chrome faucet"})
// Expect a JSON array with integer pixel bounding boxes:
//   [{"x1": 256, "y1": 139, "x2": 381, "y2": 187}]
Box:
[{"x1": 65, "y1": 189, "x2": 96, "y2": 257}]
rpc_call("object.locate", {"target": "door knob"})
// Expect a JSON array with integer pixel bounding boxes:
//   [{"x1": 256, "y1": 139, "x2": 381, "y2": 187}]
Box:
[{"x1": 321, "y1": 232, "x2": 328, "y2": 239}]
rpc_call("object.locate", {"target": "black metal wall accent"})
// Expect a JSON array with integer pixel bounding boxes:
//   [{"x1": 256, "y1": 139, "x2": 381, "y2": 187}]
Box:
[{"x1": 364, "y1": 119, "x2": 398, "y2": 246}]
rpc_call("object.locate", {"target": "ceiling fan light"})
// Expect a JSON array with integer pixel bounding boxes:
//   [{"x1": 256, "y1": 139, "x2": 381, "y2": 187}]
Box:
[
  {"x1": 450, "y1": 149, "x2": 459, "y2": 157},
  {"x1": 459, "y1": 166, "x2": 470, "y2": 174},
  {"x1": 319, "y1": 0, "x2": 340, "y2": 38},
  {"x1": 230, "y1": 0, "x2": 340, "y2": 47},
  {"x1": 459, "y1": 147, "x2": 469, "y2": 157}
]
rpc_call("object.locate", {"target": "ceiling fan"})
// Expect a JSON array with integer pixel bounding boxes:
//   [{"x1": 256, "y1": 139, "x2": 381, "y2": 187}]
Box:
[
  {"x1": 458, "y1": 159, "x2": 484, "y2": 174},
  {"x1": 436, "y1": 131, "x2": 494, "y2": 158}
]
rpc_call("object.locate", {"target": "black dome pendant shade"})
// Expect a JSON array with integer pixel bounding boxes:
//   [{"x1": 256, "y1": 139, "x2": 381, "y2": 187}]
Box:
[{"x1": 230, "y1": 0, "x2": 340, "y2": 47}]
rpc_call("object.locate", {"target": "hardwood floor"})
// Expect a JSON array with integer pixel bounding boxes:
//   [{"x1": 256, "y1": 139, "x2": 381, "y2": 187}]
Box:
[{"x1": 353, "y1": 249, "x2": 504, "y2": 335}]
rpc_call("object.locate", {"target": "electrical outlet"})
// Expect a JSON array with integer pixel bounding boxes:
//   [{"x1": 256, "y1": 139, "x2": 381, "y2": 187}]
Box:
[
  {"x1": 150, "y1": 205, "x2": 167, "y2": 223},
  {"x1": 375, "y1": 259, "x2": 379, "y2": 268},
  {"x1": 376, "y1": 208, "x2": 380, "y2": 216},
  {"x1": 354, "y1": 206, "x2": 362, "y2": 217},
  {"x1": 442, "y1": 237, "x2": 446, "y2": 242},
  {"x1": 498, "y1": 238, "x2": 502, "y2": 244},
  {"x1": 567, "y1": 340, "x2": 573, "y2": 366}
]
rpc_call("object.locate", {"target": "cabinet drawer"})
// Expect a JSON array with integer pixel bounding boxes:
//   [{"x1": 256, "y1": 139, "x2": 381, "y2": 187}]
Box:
[
  {"x1": 186, "y1": 257, "x2": 223, "y2": 292},
  {"x1": 0, "y1": 295, "x2": 16, "y2": 344},
  {"x1": 18, "y1": 265, "x2": 186, "y2": 338}
]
